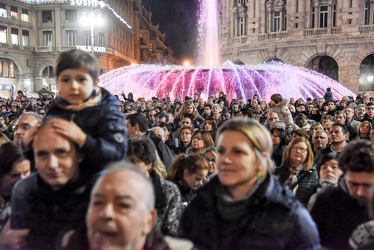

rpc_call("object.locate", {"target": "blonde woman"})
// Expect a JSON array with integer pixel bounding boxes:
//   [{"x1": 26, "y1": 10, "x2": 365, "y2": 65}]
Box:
[
  {"x1": 274, "y1": 137, "x2": 319, "y2": 207},
  {"x1": 179, "y1": 118, "x2": 320, "y2": 249}
]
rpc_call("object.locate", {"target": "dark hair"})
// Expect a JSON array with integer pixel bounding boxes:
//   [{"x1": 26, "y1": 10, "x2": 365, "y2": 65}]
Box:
[
  {"x1": 240, "y1": 107, "x2": 253, "y2": 118},
  {"x1": 270, "y1": 127, "x2": 288, "y2": 146},
  {"x1": 270, "y1": 94, "x2": 283, "y2": 104},
  {"x1": 316, "y1": 152, "x2": 338, "y2": 172},
  {"x1": 331, "y1": 123, "x2": 348, "y2": 135},
  {"x1": 127, "y1": 136, "x2": 156, "y2": 167},
  {"x1": 0, "y1": 142, "x2": 28, "y2": 179},
  {"x1": 126, "y1": 113, "x2": 149, "y2": 133},
  {"x1": 55, "y1": 49, "x2": 99, "y2": 83},
  {"x1": 338, "y1": 140, "x2": 374, "y2": 173}
]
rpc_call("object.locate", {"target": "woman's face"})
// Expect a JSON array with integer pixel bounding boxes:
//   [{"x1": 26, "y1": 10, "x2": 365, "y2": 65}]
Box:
[
  {"x1": 271, "y1": 131, "x2": 281, "y2": 147},
  {"x1": 180, "y1": 129, "x2": 192, "y2": 144},
  {"x1": 183, "y1": 168, "x2": 207, "y2": 189},
  {"x1": 204, "y1": 151, "x2": 216, "y2": 175},
  {"x1": 359, "y1": 124, "x2": 371, "y2": 135},
  {"x1": 309, "y1": 126, "x2": 320, "y2": 137},
  {"x1": 185, "y1": 105, "x2": 194, "y2": 114},
  {"x1": 204, "y1": 121, "x2": 213, "y2": 131},
  {"x1": 0, "y1": 159, "x2": 31, "y2": 197},
  {"x1": 319, "y1": 159, "x2": 342, "y2": 181},
  {"x1": 216, "y1": 131, "x2": 261, "y2": 195},
  {"x1": 191, "y1": 133, "x2": 205, "y2": 150},
  {"x1": 289, "y1": 142, "x2": 308, "y2": 166}
]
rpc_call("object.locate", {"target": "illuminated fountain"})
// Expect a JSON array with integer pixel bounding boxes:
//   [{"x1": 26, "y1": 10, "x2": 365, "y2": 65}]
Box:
[{"x1": 99, "y1": 0, "x2": 355, "y2": 101}]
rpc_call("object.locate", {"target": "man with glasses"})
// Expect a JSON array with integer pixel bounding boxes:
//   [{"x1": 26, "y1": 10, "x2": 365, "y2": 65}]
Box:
[
  {"x1": 12, "y1": 112, "x2": 43, "y2": 146},
  {"x1": 311, "y1": 140, "x2": 374, "y2": 250},
  {"x1": 363, "y1": 102, "x2": 374, "y2": 124}
]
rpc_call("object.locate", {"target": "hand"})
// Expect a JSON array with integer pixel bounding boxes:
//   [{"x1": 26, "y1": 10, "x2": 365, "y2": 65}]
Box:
[
  {"x1": 0, "y1": 220, "x2": 29, "y2": 249},
  {"x1": 52, "y1": 118, "x2": 87, "y2": 147},
  {"x1": 22, "y1": 123, "x2": 41, "y2": 150}
]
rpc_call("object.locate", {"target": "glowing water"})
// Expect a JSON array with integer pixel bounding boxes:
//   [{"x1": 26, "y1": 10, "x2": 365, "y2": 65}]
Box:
[
  {"x1": 99, "y1": 0, "x2": 355, "y2": 102},
  {"x1": 99, "y1": 62, "x2": 355, "y2": 102},
  {"x1": 198, "y1": 0, "x2": 220, "y2": 67}
]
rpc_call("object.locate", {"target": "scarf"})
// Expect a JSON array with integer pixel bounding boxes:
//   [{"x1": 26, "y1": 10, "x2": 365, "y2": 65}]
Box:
[
  {"x1": 284, "y1": 164, "x2": 304, "y2": 190},
  {"x1": 56, "y1": 87, "x2": 102, "y2": 111}
]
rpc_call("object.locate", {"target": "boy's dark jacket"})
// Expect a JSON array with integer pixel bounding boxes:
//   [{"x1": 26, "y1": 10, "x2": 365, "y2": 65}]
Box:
[{"x1": 47, "y1": 87, "x2": 127, "y2": 173}]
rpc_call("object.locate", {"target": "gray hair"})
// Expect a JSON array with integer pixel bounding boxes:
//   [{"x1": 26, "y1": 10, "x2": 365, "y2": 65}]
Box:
[{"x1": 19, "y1": 112, "x2": 43, "y2": 122}]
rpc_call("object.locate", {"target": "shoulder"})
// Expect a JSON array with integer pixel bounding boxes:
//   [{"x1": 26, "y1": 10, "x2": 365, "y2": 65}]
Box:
[
  {"x1": 13, "y1": 173, "x2": 37, "y2": 193},
  {"x1": 160, "y1": 179, "x2": 181, "y2": 197}
]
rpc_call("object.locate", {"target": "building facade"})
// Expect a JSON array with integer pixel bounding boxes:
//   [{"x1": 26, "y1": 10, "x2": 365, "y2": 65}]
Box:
[
  {"x1": 219, "y1": 0, "x2": 374, "y2": 95},
  {"x1": 0, "y1": 0, "x2": 174, "y2": 98}
]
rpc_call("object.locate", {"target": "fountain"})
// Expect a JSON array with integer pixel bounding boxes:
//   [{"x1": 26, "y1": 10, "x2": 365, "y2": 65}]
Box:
[{"x1": 99, "y1": 0, "x2": 355, "y2": 102}]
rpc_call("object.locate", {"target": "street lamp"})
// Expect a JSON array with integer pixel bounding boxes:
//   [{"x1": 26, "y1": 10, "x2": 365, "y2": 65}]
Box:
[{"x1": 81, "y1": 8, "x2": 103, "y2": 55}]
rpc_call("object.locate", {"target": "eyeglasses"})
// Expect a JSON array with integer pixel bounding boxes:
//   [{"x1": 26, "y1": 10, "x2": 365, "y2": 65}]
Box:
[
  {"x1": 291, "y1": 147, "x2": 308, "y2": 153},
  {"x1": 205, "y1": 157, "x2": 216, "y2": 162},
  {"x1": 12, "y1": 123, "x2": 33, "y2": 132},
  {"x1": 180, "y1": 132, "x2": 191, "y2": 136},
  {"x1": 192, "y1": 137, "x2": 203, "y2": 141}
]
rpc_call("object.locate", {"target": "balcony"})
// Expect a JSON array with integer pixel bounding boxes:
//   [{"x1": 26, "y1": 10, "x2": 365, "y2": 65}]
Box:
[
  {"x1": 258, "y1": 31, "x2": 288, "y2": 41},
  {"x1": 359, "y1": 25, "x2": 374, "y2": 33},
  {"x1": 304, "y1": 27, "x2": 342, "y2": 36}
]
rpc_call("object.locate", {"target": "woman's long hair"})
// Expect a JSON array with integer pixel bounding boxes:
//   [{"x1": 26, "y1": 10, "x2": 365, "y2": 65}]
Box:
[{"x1": 282, "y1": 137, "x2": 314, "y2": 170}]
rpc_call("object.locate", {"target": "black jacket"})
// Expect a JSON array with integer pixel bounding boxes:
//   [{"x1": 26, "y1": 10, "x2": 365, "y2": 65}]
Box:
[
  {"x1": 178, "y1": 174, "x2": 320, "y2": 250},
  {"x1": 274, "y1": 165, "x2": 319, "y2": 207},
  {"x1": 47, "y1": 87, "x2": 127, "y2": 173},
  {"x1": 310, "y1": 178, "x2": 370, "y2": 250},
  {"x1": 11, "y1": 173, "x2": 93, "y2": 250}
]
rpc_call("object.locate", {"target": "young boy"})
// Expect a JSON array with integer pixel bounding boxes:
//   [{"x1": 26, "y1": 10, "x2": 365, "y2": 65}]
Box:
[{"x1": 31, "y1": 49, "x2": 127, "y2": 174}]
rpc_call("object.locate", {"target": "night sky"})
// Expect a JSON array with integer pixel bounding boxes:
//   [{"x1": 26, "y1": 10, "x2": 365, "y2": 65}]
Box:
[{"x1": 142, "y1": 0, "x2": 200, "y2": 61}]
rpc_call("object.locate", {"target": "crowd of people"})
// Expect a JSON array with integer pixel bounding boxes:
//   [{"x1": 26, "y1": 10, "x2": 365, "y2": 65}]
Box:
[{"x1": 1, "y1": 49, "x2": 374, "y2": 249}]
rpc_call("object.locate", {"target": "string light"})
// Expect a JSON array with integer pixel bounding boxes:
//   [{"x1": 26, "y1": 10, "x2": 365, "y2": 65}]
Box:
[{"x1": 19, "y1": 0, "x2": 131, "y2": 29}]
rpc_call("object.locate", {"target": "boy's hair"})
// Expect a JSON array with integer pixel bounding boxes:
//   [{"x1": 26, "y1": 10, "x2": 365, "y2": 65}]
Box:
[{"x1": 55, "y1": 49, "x2": 99, "y2": 83}]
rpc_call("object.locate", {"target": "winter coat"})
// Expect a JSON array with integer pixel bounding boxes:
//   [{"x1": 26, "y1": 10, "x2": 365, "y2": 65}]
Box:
[
  {"x1": 178, "y1": 174, "x2": 320, "y2": 250},
  {"x1": 47, "y1": 87, "x2": 127, "y2": 173},
  {"x1": 273, "y1": 165, "x2": 319, "y2": 207},
  {"x1": 11, "y1": 173, "x2": 92, "y2": 250},
  {"x1": 311, "y1": 178, "x2": 370, "y2": 250},
  {"x1": 150, "y1": 169, "x2": 182, "y2": 236},
  {"x1": 269, "y1": 99, "x2": 294, "y2": 128}
]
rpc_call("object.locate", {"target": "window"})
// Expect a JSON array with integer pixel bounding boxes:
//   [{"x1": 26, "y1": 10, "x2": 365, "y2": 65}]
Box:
[
  {"x1": 42, "y1": 11, "x2": 52, "y2": 23},
  {"x1": 319, "y1": 5, "x2": 328, "y2": 28},
  {"x1": 21, "y1": 9, "x2": 29, "y2": 22},
  {"x1": 0, "y1": 59, "x2": 17, "y2": 78},
  {"x1": 84, "y1": 32, "x2": 91, "y2": 48},
  {"x1": 22, "y1": 30, "x2": 29, "y2": 47},
  {"x1": 65, "y1": 10, "x2": 77, "y2": 22},
  {"x1": 42, "y1": 66, "x2": 54, "y2": 78},
  {"x1": 236, "y1": 0, "x2": 247, "y2": 4},
  {"x1": 0, "y1": 4, "x2": 6, "y2": 18},
  {"x1": 98, "y1": 33, "x2": 105, "y2": 47},
  {"x1": 43, "y1": 31, "x2": 52, "y2": 46},
  {"x1": 0, "y1": 25, "x2": 6, "y2": 43},
  {"x1": 11, "y1": 28, "x2": 18, "y2": 45},
  {"x1": 10, "y1": 6, "x2": 18, "y2": 20},
  {"x1": 273, "y1": 12, "x2": 280, "y2": 32},
  {"x1": 66, "y1": 30, "x2": 77, "y2": 46}
]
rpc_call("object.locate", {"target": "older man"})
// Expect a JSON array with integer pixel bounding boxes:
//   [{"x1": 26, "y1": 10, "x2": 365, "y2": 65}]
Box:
[
  {"x1": 312, "y1": 130, "x2": 328, "y2": 156},
  {"x1": 12, "y1": 112, "x2": 42, "y2": 145},
  {"x1": 11, "y1": 117, "x2": 92, "y2": 250}
]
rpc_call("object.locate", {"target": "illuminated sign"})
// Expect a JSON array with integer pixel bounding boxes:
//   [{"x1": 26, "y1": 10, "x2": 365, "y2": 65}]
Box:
[
  {"x1": 70, "y1": 0, "x2": 99, "y2": 7},
  {"x1": 76, "y1": 45, "x2": 106, "y2": 53}
]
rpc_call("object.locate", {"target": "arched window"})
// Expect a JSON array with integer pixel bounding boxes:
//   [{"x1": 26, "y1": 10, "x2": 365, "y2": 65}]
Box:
[
  {"x1": 0, "y1": 59, "x2": 18, "y2": 78},
  {"x1": 359, "y1": 54, "x2": 374, "y2": 91},
  {"x1": 42, "y1": 66, "x2": 54, "y2": 78}
]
